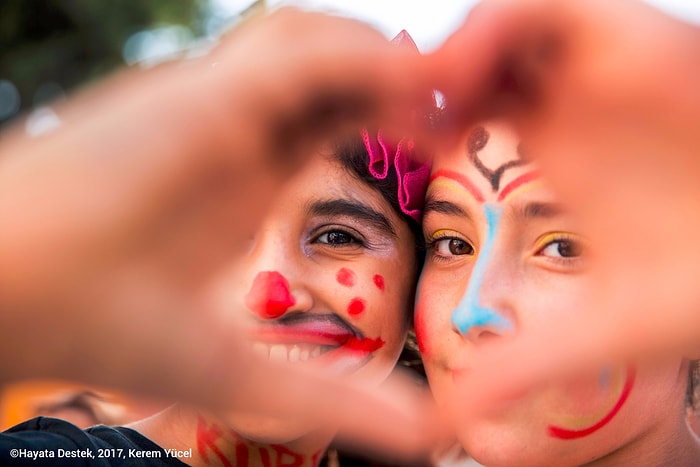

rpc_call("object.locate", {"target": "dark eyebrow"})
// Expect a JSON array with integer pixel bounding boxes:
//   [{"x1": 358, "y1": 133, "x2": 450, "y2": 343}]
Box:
[
  {"x1": 307, "y1": 199, "x2": 396, "y2": 237},
  {"x1": 423, "y1": 198, "x2": 468, "y2": 217},
  {"x1": 519, "y1": 202, "x2": 566, "y2": 219}
]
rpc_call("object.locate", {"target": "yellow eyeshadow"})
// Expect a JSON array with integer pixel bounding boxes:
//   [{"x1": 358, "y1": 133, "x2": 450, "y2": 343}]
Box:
[
  {"x1": 533, "y1": 232, "x2": 582, "y2": 251},
  {"x1": 429, "y1": 229, "x2": 457, "y2": 241}
]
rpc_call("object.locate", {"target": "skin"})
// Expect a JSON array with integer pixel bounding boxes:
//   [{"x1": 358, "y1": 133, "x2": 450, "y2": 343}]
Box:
[
  {"x1": 0, "y1": 9, "x2": 438, "y2": 459},
  {"x1": 426, "y1": 0, "x2": 700, "y2": 407},
  {"x1": 416, "y1": 121, "x2": 700, "y2": 466},
  {"x1": 3, "y1": 0, "x2": 700, "y2": 458},
  {"x1": 0, "y1": 7, "x2": 428, "y2": 404},
  {"x1": 133, "y1": 150, "x2": 417, "y2": 466}
]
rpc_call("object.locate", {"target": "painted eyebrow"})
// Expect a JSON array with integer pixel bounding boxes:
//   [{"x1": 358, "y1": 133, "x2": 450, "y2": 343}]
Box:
[{"x1": 307, "y1": 199, "x2": 397, "y2": 238}]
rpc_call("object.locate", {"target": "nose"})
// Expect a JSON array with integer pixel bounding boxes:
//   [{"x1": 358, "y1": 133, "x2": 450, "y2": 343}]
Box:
[
  {"x1": 451, "y1": 203, "x2": 512, "y2": 339},
  {"x1": 245, "y1": 270, "x2": 296, "y2": 319},
  {"x1": 243, "y1": 228, "x2": 313, "y2": 320}
]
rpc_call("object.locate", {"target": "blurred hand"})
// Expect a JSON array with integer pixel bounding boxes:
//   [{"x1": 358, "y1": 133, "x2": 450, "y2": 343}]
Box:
[
  {"x1": 0, "y1": 8, "x2": 438, "y2": 455},
  {"x1": 428, "y1": 0, "x2": 700, "y2": 409}
]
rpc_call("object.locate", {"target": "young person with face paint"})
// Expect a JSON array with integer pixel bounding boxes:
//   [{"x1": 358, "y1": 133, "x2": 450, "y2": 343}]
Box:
[
  {"x1": 127, "y1": 95, "x2": 429, "y2": 466},
  {"x1": 0, "y1": 30, "x2": 431, "y2": 467},
  {"x1": 416, "y1": 120, "x2": 700, "y2": 467},
  {"x1": 1, "y1": 126, "x2": 428, "y2": 467}
]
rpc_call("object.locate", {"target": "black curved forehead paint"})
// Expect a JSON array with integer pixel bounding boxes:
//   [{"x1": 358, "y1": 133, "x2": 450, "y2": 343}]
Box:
[{"x1": 468, "y1": 126, "x2": 528, "y2": 192}]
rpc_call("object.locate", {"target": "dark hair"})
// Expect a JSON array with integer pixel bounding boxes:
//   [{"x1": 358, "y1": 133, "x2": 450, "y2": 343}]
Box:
[
  {"x1": 687, "y1": 360, "x2": 700, "y2": 410},
  {"x1": 331, "y1": 135, "x2": 427, "y2": 383},
  {"x1": 332, "y1": 136, "x2": 425, "y2": 268}
]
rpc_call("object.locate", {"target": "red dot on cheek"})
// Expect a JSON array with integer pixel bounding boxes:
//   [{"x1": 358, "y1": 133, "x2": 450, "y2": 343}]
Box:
[
  {"x1": 347, "y1": 298, "x2": 366, "y2": 317},
  {"x1": 373, "y1": 274, "x2": 385, "y2": 291},
  {"x1": 336, "y1": 268, "x2": 356, "y2": 287},
  {"x1": 244, "y1": 271, "x2": 296, "y2": 319}
]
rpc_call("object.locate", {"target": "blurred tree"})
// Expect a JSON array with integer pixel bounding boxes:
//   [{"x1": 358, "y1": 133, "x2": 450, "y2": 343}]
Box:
[{"x1": 0, "y1": 0, "x2": 206, "y2": 123}]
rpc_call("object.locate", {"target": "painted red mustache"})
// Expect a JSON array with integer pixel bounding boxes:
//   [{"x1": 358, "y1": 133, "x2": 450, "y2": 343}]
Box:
[{"x1": 251, "y1": 313, "x2": 384, "y2": 352}]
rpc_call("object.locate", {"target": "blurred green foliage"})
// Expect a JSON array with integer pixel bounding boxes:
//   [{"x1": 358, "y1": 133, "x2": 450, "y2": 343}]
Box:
[{"x1": 0, "y1": 0, "x2": 206, "y2": 117}]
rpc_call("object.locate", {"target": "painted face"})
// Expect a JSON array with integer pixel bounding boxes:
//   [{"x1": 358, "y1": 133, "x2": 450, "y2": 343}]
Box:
[
  {"x1": 216, "y1": 151, "x2": 416, "y2": 443},
  {"x1": 416, "y1": 121, "x2": 687, "y2": 466}
]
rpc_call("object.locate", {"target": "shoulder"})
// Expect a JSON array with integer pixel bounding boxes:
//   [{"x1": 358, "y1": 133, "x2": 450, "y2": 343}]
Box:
[{"x1": 1, "y1": 417, "x2": 188, "y2": 466}]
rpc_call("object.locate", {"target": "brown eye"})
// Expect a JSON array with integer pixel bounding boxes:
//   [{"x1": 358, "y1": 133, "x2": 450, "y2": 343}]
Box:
[
  {"x1": 434, "y1": 238, "x2": 475, "y2": 256},
  {"x1": 316, "y1": 230, "x2": 357, "y2": 246},
  {"x1": 539, "y1": 238, "x2": 583, "y2": 258},
  {"x1": 555, "y1": 240, "x2": 581, "y2": 257}
]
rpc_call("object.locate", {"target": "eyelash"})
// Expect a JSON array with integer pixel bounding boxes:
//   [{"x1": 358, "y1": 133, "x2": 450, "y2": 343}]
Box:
[
  {"x1": 426, "y1": 231, "x2": 475, "y2": 263},
  {"x1": 311, "y1": 226, "x2": 366, "y2": 249},
  {"x1": 533, "y1": 232, "x2": 585, "y2": 267}
]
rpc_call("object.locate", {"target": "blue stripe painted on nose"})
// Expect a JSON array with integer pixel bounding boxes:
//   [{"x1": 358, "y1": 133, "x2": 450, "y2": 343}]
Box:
[{"x1": 451, "y1": 203, "x2": 511, "y2": 334}]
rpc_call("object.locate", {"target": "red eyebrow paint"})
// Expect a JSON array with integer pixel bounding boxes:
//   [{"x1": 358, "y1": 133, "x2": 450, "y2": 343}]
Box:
[
  {"x1": 373, "y1": 274, "x2": 385, "y2": 291},
  {"x1": 244, "y1": 271, "x2": 296, "y2": 319},
  {"x1": 336, "y1": 268, "x2": 355, "y2": 287},
  {"x1": 347, "y1": 297, "x2": 365, "y2": 317}
]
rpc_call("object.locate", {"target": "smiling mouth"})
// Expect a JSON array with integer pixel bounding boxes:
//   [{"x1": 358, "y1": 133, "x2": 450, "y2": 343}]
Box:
[
  {"x1": 253, "y1": 343, "x2": 335, "y2": 362},
  {"x1": 249, "y1": 313, "x2": 384, "y2": 367}
]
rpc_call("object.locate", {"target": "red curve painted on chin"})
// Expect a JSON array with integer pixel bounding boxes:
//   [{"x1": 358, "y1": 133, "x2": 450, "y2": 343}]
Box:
[{"x1": 547, "y1": 366, "x2": 636, "y2": 440}]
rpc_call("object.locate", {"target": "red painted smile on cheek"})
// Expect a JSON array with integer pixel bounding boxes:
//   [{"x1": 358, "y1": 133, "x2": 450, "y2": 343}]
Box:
[
  {"x1": 347, "y1": 297, "x2": 366, "y2": 317},
  {"x1": 244, "y1": 271, "x2": 296, "y2": 319},
  {"x1": 547, "y1": 366, "x2": 636, "y2": 440},
  {"x1": 373, "y1": 274, "x2": 385, "y2": 291},
  {"x1": 336, "y1": 268, "x2": 356, "y2": 287}
]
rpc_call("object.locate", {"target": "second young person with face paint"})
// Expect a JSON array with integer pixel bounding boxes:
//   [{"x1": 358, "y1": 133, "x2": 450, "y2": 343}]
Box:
[{"x1": 416, "y1": 120, "x2": 700, "y2": 467}]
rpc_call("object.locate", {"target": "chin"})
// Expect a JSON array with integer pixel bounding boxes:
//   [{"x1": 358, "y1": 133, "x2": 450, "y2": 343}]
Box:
[
  {"x1": 458, "y1": 424, "x2": 588, "y2": 467},
  {"x1": 455, "y1": 417, "x2": 540, "y2": 467},
  {"x1": 228, "y1": 413, "x2": 318, "y2": 445}
]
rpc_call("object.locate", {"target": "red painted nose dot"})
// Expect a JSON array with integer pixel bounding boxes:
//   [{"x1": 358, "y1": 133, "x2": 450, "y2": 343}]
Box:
[{"x1": 245, "y1": 271, "x2": 296, "y2": 319}]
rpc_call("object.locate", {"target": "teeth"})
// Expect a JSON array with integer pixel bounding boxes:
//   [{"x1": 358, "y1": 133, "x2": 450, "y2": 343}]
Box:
[
  {"x1": 288, "y1": 346, "x2": 300, "y2": 362},
  {"x1": 252, "y1": 343, "x2": 335, "y2": 362},
  {"x1": 269, "y1": 345, "x2": 287, "y2": 362},
  {"x1": 253, "y1": 342, "x2": 269, "y2": 358}
]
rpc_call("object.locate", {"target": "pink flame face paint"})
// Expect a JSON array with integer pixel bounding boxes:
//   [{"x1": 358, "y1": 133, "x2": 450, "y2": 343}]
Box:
[
  {"x1": 347, "y1": 297, "x2": 366, "y2": 317},
  {"x1": 336, "y1": 268, "x2": 356, "y2": 287},
  {"x1": 244, "y1": 271, "x2": 296, "y2": 319},
  {"x1": 373, "y1": 274, "x2": 385, "y2": 291}
]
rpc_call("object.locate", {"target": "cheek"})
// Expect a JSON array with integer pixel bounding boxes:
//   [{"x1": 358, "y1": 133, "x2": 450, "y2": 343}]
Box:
[
  {"x1": 544, "y1": 365, "x2": 636, "y2": 440},
  {"x1": 415, "y1": 276, "x2": 450, "y2": 358},
  {"x1": 347, "y1": 297, "x2": 366, "y2": 316},
  {"x1": 333, "y1": 268, "x2": 390, "y2": 322},
  {"x1": 336, "y1": 268, "x2": 356, "y2": 287}
]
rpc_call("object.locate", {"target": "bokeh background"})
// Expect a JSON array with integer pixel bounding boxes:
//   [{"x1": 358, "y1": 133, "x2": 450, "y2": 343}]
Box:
[{"x1": 2, "y1": 0, "x2": 700, "y2": 127}]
